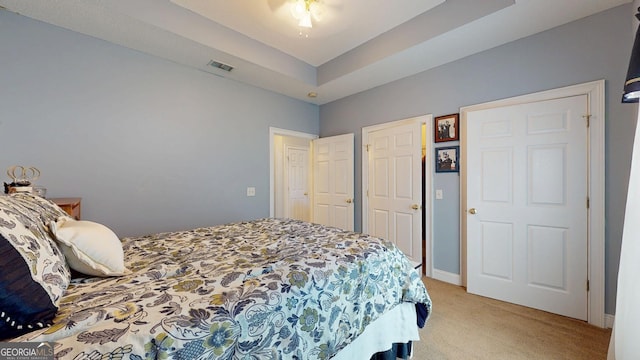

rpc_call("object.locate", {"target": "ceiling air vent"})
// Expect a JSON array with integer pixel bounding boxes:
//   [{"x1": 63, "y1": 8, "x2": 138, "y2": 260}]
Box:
[{"x1": 208, "y1": 60, "x2": 234, "y2": 72}]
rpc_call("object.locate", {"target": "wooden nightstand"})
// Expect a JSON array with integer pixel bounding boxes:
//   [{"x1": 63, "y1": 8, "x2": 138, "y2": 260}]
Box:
[{"x1": 51, "y1": 197, "x2": 82, "y2": 220}]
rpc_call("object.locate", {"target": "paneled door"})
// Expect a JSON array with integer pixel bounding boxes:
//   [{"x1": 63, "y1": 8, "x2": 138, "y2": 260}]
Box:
[
  {"x1": 285, "y1": 146, "x2": 310, "y2": 222},
  {"x1": 366, "y1": 121, "x2": 422, "y2": 267},
  {"x1": 312, "y1": 134, "x2": 354, "y2": 231},
  {"x1": 465, "y1": 95, "x2": 588, "y2": 320}
]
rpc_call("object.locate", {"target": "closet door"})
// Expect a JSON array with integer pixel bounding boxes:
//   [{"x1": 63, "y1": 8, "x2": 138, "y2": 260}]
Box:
[
  {"x1": 363, "y1": 118, "x2": 424, "y2": 269},
  {"x1": 465, "y1": 95, "x2": 588, "y2": 321}
]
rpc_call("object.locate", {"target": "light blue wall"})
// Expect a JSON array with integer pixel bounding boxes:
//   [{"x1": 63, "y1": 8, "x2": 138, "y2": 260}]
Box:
[
  {"x1": 319, "y1": 4, "x2": 637, "y2": 316},
  {"x1": 0, "y1": 10, "x2": 319, "y2": 237}
]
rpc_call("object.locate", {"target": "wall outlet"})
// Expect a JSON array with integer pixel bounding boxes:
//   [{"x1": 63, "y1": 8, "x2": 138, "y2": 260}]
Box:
[
  {"x1": 435, "y1": 189, "x2": 443, "y2": 200},
  {"x1": 247, "y1": 187, "x2": 256, "y2": 197}
]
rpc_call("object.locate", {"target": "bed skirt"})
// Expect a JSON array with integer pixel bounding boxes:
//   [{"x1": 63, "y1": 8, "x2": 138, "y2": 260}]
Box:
[
  {"x1": 371, "y1": 343, "x2": 413, "y2": 360},
  {"x1": 332, "y1": 302, "x2": 420, "y2": 360}
]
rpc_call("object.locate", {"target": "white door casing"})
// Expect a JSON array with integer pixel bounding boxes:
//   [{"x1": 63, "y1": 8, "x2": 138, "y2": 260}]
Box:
[
  {"x1": 461, "y1": 80, "x2": 605, "y2": 327},
  {"x1": 362, "y1": 116, "x2": 428, "y2": 269},
  {"x1": 312, "y1": 134, "x2": 355, "y2": 231},
  {"x1": 285, "y1": 146, "x2": 310, "y2": 221}
]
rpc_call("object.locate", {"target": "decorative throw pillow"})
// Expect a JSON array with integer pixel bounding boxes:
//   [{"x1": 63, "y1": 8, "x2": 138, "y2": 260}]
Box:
[
  {"x1": 50, "y1": 217, "x2": 128, "y2": 277},
  {"x1": 0, "y1": 195, "x2": 71, "y2": 340},
  {"x1": 7, "y1": 193, "x2": 70, "y2": 227},
  {"x1": 0, "y1": 234, "x2": 59, "y2": 340}
]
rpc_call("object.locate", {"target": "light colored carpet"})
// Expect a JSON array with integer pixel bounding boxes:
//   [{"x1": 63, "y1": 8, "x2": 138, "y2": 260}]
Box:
[{"x1": 413, "y1": 278, "x2": 611, "y2": 360}]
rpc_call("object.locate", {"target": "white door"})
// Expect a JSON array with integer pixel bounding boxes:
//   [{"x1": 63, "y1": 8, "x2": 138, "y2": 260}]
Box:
[
  {"x1": 312, "y1": 134, "x2": 354, "y2": 231},
  {"x1": 367, "y1": 121, "x2": 422, "y2": 267},
  {"x1": 465, "y1": 95, "x2": 588, "y2": 320},
  {"x1": 285, "y1": 146, "x2": 310, "y2": 221}
]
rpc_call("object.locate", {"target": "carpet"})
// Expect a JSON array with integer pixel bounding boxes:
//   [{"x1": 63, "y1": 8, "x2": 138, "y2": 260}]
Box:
[{"x1": 413, "y1": 278, "x2": 611, "y2": 359}]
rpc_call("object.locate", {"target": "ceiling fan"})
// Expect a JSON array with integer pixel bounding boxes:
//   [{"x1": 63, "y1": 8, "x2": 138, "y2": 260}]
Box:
[{"x1": 266, "y1": 0, "x2": 342, "y2": 29}]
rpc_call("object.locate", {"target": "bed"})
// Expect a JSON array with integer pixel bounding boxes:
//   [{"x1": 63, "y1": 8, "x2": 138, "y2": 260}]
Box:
[{"x1": 0, "y1": 193, "x2": 431, "y2": 359}]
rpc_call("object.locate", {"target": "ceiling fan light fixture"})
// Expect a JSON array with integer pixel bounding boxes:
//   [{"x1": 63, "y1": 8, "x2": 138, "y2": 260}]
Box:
[
  {"x1": 308, "y1": 1, "x2": 323, "y2": 22},
  {"x1": 291, "y1": 0, "x2": 318, "y2": 33},
  {"x1": 291, "y1": 0, "x2": 306, "y2": 20},
  {"x1": 299, "y1": 12, "x2": 313, "y2": 28}
]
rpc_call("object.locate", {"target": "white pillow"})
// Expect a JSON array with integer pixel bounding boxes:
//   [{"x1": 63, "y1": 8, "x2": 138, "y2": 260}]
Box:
[{"x1": 50, "y1": 217, "x2": 128, "y2": 277}]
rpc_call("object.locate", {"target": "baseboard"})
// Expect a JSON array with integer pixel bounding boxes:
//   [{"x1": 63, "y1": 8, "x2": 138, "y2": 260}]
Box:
[
  {"x1": 432, "y1": 269, "x2": 461, "y2": 286},
  {"x1": 605, "y1": 314, "x2": 615, "y2": 329}
]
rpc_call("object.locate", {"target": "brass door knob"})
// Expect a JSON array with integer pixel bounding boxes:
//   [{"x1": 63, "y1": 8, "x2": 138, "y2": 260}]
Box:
[
  {"x1": 411, "y1": 204, "x2": 420, "y2": 210},
  {"x1": 346, "y1": 198, "x2": 353, "y2": 203},
  {"x1": 469, "y1": 208, "x2": 477, "y2": 214}
]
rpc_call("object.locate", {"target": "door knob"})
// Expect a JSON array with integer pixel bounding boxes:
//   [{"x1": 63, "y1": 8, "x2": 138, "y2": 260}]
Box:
[
  {"x1": 411, "y1": 204, "x2": 421, "y2": 210},
  {"x1": 469, "y1": 208, "x2": 477, "y2": 214},
  {"x1": 346, "y1": 198, "x2": 353, "y2": 203}
]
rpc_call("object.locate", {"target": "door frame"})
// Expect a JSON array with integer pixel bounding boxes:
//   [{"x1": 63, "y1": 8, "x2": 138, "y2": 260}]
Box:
[
  {"x1": 269, "y1": 127, "x2": 317, "y2": 218},
  {"x1": 460, "y1": 80, "x2": 605, "y2": 327},
  {"x1": 362, "y1": 115, "x2": 433, "y2": 277}
]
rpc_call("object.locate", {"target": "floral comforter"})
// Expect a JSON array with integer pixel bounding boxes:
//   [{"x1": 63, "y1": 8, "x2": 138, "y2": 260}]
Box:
[{"x1": 13, "y1": 218, "x2": 431, "y2": 359}]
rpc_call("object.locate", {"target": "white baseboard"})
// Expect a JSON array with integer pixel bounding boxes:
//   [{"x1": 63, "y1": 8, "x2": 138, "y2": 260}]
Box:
[
  {"x1": 432, "y1": 269, "x2": 461, "y2": 286},
  {"x1": 605, "y1": 314, "x2": 615, "y2": 329}
]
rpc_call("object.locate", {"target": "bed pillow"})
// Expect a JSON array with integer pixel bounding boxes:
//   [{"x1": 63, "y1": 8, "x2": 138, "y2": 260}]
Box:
[
  {"x1": 0, "y1": 195, "x2": 71, "y2": 340},
  {"x1": 50, "y1": 217, "x2": 128, "y2": 277},
  {"x1": 7, "y1": 192, "x2": 71, "y2": 225},
  {"x1": 0, "y1": 234, "x2": 59, "y2": 340}
]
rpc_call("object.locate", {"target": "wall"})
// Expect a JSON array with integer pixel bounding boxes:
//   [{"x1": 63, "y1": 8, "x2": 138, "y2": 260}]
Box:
[
  {"x1": 319, "y1": 4, "x2": 637, "y2": 316},
  {"x1": 0, "y1": 10, "x2": 319, "y2": 237}
]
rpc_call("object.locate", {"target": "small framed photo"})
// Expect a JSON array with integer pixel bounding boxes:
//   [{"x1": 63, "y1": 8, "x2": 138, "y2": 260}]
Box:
[
  {"x1": 435, "y1": 113, "x2": 459, "y2": 143},
  {"x1": 435, "y1": 146, "x2": 459, "y2": 173}
]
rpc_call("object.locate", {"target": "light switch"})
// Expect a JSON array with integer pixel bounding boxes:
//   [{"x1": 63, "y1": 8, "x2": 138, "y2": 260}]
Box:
[
  {"x1": 435, "y1": 189, "x2": 443, "y2": 200},
  {"x1": 247, "y1": 187, "x2": 256, "y2": 197}
]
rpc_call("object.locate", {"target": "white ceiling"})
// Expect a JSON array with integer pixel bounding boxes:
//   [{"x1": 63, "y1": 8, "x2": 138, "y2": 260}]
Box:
[
  {"x1": 0, "y1": 0, "x2": 631, "y2": 105},
  {"x1": 172, "y1": 0, "x2": 447, "y2": 66}
]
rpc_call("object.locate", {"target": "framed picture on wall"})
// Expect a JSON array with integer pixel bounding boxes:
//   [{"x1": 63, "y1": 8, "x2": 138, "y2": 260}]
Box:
[
  {"x1": 435, "y1": 146, "x2": 459, "y2": 173},
  {"x1": 434, "y1": 113, "x2": 459, "y2": 142}
]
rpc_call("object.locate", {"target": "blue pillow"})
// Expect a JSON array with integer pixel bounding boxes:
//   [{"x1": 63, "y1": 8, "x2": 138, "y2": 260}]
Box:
[
  {"x1": 0, "y1": 233, "x2": 58, "y2": 339},
  {"x1": 0, "y1": 194, "x2": 71, "y2": 340}
]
